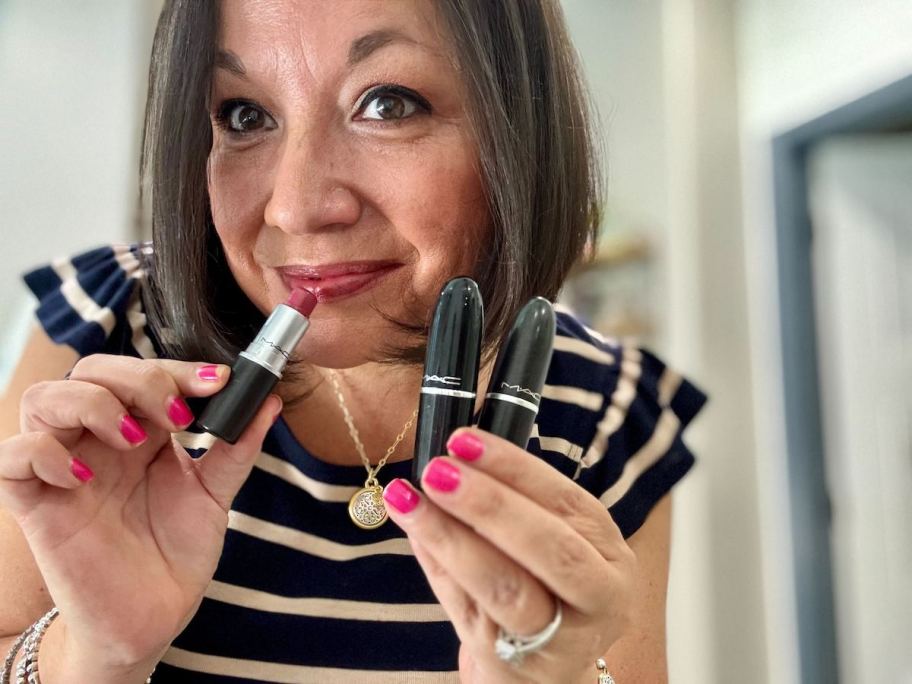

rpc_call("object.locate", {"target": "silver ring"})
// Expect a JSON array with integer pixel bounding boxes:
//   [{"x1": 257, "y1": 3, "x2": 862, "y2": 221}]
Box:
[{"x1": 494, "y1": 598, "x2": 563, "y2": 667}]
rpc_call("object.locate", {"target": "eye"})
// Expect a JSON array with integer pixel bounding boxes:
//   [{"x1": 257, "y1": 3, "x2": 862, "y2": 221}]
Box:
[
  {"x1": 214, "y1": 100, "x2": 276, "y2": 134},
  {"x1": 356, "y1": 84, "x2": 431, "y2": 121}
]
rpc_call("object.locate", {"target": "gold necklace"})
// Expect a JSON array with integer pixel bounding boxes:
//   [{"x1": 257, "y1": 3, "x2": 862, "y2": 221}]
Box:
[{"x1": 329, "y1": 371, "x2": 419, "y2": 530}]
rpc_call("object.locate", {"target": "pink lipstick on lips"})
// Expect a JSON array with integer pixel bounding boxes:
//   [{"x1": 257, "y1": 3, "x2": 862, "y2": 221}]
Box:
[
  {"x1": 278, "y1": 261, "x2": 401, "y2": 303},
  {"x1": 196, "y1": 288, "x2": 317, "y2": 444}
]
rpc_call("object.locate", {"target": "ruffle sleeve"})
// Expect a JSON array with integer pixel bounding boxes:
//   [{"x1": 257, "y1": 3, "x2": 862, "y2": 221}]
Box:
[
  {"x1": 21, "y1": 243, "x2": 162, "y2": 361},
  {"x1": 529, "y1": 311, "x2": 708, "y2": 539},
  {"x1": 581, "y1": 345, "x2": 707, "y2": 538}
]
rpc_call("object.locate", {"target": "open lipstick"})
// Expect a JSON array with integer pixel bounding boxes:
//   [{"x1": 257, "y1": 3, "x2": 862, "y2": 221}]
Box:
[
  {"x1": 477, "y1": 297, "x2": 556, "y2": 449},
  {"x1": 411, "y1": 277, "x2": 484, "y2": 488},
  {"x1": 197, "y1": 288, "x2": 317, "y2": 444}
]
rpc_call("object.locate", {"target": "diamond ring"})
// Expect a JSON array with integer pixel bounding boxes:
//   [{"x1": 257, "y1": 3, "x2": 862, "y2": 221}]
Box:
[{"x1": 493, "y1": 597, "x2": 563, "y2": 667}]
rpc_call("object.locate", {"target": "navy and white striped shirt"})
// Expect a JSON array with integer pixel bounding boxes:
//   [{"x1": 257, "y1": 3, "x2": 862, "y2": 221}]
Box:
[{"x1": 22, "y1": 243, "x2": 707, "y2": 683}]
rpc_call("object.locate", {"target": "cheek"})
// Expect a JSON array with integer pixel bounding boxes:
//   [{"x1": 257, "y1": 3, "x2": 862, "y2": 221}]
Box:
[
  {"x1": 390, "y1": 146, "x2": 490, "y2": 274},
  {"x1": 207, "y1": 150, "x2": 270, "y2": 241},
  {"x1": 207, "y1": 151, "x2": 273, "y2": 307}
]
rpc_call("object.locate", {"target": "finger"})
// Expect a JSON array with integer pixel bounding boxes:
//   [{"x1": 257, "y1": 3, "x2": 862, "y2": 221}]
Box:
[
  {"x1": 384, "y1": 479, "x2": 555, "y2": 637},
  {"x1": 409, "y1": 539, "x2": 528, "y2": 684},
  {"x1": 20, "y1": 380, "x2": 154, "y2": 451},
  {"x1": 419, "y1": 456, "x2": 614, "y2": 615},
  {"x1": 411, "y1": 534, "x2": 606, "y2": 684},
  {"x1": 194, "y1": 394, "x2": 282, "y2": 511},
  {"x1": 0, "y1": 432, "x2": 90, "y2": 517},
  {"x1": 445, "y1": 427, "x2": 625, "y2": 559},
  {"x1": 409, "y1": 540, "x2": 489, "y2": 646},
  {"x1": 67, "y1": 355, "x2": 231, "y2": 432}
]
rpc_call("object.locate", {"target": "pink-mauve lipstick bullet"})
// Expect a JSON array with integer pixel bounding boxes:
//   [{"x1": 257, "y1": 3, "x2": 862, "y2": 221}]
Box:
[{"x1": 196, "y1": 288, "x2": 317, "y2": 444}]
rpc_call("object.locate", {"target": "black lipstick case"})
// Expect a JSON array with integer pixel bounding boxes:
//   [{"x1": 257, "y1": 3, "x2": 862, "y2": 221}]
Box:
[
  {"x1": 196, "y1": 356, "x2": 280, "y2": 444},
  {"x1": 197, "y1": 302, "x2": 312, "y2": 444},
  {"x1": 411, "y1": 277, "x2": 484, "y2": 487},
  {"x1": 477, "y1": 297, "x2": 556, "y2": 449}
]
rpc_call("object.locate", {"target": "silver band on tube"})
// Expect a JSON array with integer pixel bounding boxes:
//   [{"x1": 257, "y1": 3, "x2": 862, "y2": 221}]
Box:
[
  {"x1": 420, "y1": 387, "x2": 477, "y2": 399},
  {"x1": 483, "y1": 392, "x2": 540, "y2": 414}
]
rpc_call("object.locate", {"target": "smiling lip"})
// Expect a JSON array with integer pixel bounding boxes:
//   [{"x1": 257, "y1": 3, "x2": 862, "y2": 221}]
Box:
[{"x1": 277, "y1": 261, "x2": 402, "y2": 303}]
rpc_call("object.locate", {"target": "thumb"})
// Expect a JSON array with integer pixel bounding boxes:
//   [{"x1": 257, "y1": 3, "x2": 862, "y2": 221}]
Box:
[{"x1": 194, "y1": 394, "x2": 282, "y2": 511}]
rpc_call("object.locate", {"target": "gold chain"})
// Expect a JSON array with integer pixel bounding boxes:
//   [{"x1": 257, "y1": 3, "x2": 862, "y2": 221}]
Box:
[{"x1": 328, "y1": 370, "x2": 418, "y2": 486}]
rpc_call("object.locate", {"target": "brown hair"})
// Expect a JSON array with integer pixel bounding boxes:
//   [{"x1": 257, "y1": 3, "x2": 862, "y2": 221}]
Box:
[{"x1": 141, "y1": 0, "x2": 602, "y2": 382}]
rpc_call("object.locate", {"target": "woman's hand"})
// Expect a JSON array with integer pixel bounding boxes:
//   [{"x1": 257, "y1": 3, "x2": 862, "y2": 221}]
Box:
[
  {"x1": 383, "y1": 427, "x2": 636, "y2": 684},
  {"x1": 0, "y1": 355, "x2": 281, "y2": 679}
]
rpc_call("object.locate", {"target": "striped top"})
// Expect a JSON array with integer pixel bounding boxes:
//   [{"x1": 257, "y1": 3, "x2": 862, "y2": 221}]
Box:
[{"x1": 22, "y1": 243, "x2": 708, "y2": 683}]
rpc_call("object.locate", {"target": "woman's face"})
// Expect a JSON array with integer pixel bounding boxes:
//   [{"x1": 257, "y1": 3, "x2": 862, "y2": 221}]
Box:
[{"x1": 208, "y1": 0, "x2": 489, "y2": 367}]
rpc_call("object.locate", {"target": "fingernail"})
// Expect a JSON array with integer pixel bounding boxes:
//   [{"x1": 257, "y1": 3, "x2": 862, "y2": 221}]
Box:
[
  {"x1": 70, "y1": 457, "x2": 94, "y2": 483},
  {"x1": 423, "y1": 458, "x2": 461, "y2": 492},
  {"x1": 167, "y1": 396, "x2": 194, "y2": 427},
  {"x1": 197, "y1": 364, "x2": 223, "y2": 382},
  {"x1": 383, "y1": 479, "x2": 421, "y2": 514},
  {"x1": 120, "y1": 414, "x2": 148, "y2": 445},
  {"x1": 447, "y1": 431, "x2": 484, "y2": 461}
]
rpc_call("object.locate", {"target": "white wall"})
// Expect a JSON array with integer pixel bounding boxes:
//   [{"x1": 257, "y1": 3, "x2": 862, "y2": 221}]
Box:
[
  {"x1": 562, "y1": 0, "x2": 669, "y2": 241},
  {"x1": 563, "y1": 2, "x2": 767, "y2": 682},
  {"x1": 737, "y1": 0, "x2": 912, "y2": 134},
  {"x1": 0, "y1": 0, "x2": 156, "y2": 383},
  {"x1": 735, "y1": 2, "x2": 912, "y2": 682}
]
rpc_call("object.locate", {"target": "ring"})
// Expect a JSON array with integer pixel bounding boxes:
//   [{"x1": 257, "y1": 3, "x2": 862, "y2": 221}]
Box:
[{"x1": 493, "y1": 597, "x2": 563, "y2": 667}]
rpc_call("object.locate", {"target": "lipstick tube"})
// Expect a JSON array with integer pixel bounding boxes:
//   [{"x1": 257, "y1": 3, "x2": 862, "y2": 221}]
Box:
[
  {"x1": 197, "y1": 289, "x2": 317, "y2": 444},
  {"x1": 411, "y1": 277, "x2": 484, "y2": 487},
  {"x1": 477, "y1": 297, "x2": 555, "y2": 449}
]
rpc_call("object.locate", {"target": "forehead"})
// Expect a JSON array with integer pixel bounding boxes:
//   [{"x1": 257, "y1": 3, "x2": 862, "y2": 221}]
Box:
[{"x1": 218, "y1": 0, "x2": 454, "y2": 75}]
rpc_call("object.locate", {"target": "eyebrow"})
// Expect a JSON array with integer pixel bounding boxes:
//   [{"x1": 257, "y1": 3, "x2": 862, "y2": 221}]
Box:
[
  {"x1": 215, "y1": 49, "x2": 246, "y2": 77},
  {"x1": 347, "y1": 28, "x2": 419, "y2": 66},
  {"x1": 214, "y1": 28, "x2": 421, "y2": 79}
]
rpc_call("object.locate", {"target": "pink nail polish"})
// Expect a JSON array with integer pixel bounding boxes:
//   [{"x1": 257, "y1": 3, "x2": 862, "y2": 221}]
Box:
[
  {"x1": 197, "y1": 364, "x2": 221, "y2": 382},
  {"x1": 70, "y1": 457, "x2": 94, "y2": 483},
  {"x1": 424, "y1": 458, "x2": 461, "y2": 492},
  {"x1": 120, "y1": 414, "x2": 148, "y2": 445},
  {"x1": 383, "y1": 479, "x2": 421, "y2": 514},
  {"x1": 167, "y1": 397, "x2": 194, "y2": 427},
  {"x1": 447, "y1": 432, "x2": 484, "y2": 461}
]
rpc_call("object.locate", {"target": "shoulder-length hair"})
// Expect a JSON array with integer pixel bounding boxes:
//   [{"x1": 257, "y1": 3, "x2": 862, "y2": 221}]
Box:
[{"x1": 141, "y1": 0, "x2": 602, "y2": 375}]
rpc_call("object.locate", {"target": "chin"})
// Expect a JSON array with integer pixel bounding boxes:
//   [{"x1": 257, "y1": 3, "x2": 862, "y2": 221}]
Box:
[{"x1": 288, "y1": 317, "x2": 404, "y2": 368}]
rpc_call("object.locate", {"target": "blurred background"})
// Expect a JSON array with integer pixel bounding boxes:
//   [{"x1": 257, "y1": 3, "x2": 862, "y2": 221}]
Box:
[{"x1": 1, "y1": 1, "x2": 910, "y2": 682}]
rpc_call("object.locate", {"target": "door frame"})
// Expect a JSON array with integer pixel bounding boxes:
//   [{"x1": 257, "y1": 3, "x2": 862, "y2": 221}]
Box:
[{"x1": 771, "y1": 72, "x2": 912, "y2": 684}]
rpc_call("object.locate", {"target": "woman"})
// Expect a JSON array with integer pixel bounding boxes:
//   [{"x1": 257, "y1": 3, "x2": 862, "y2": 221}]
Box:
[{"x1": 0, "y1": 1, "x2": 706, "y2": 682}]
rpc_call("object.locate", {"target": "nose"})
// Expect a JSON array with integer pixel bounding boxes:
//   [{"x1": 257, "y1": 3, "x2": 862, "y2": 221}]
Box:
[{"x1": 263, "y1": 130, "x2": 363, "y2": 235}]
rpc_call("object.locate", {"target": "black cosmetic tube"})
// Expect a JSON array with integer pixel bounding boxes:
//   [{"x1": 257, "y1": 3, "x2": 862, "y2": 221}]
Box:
[
  {"x1": 197, "y1": 295, "x2": 315, "y2": 444},
  {"x1": 411, "y1": 277, "x2": 484, "y2": 488},
  {"x1": 477, "y1": 297, "x2": 555, "y2": 449}
]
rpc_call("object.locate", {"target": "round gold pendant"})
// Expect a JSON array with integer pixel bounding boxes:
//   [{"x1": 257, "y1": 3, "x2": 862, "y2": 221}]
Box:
[{"x1": 348, "y1": 485, "x2": 388, "y2": 529}]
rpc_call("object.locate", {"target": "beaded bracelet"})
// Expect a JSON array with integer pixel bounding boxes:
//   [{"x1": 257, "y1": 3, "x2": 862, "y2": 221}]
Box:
[
  {"x1": 1, "y1": 625, "x2": 33, "y2": 683},
  {"x1": 15, "y1": 607, "x2": 57, "y2": 684},
  {"x1": 2, "y1": 608, "x2": 154, "y2": 684}
]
